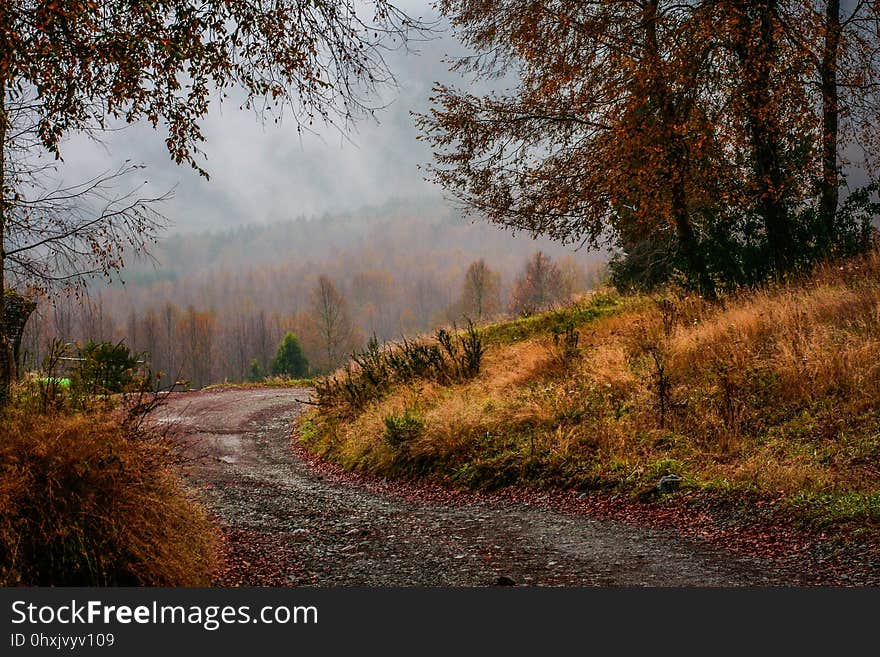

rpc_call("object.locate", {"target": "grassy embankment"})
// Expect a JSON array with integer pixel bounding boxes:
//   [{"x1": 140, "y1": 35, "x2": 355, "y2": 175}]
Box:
[
  {"x1": 302, "y1": 252, "x2": 880, "y2": 537},
  {"x1": 0, "y1": 392, "x2": 218, "y2": 586}
]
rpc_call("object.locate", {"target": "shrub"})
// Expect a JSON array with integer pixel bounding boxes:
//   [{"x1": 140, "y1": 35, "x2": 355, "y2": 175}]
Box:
[
  {"x1": 75, "y1": 340, "x2": 144, "y2": 395},
  {"x1": 383, "y1": 409, "x2": 425, "y2": 447},
  {"x1": 315, "y1": 323, "x2": 485, "y2": 415},
  {"x1": 548, "y1": 321, "x2": 580, "y2": 368},
  {"x1": 437, "y1": 321, "x2": 485, "y2": 380},
  {"x1": 609, "y1": 183, "x2": 879, "y2": 294},
  {"x1": 0, "y1": 409, "x2": 218, "y2": 586},
  {"x1": 248, "y1": 358, "x2": 265, "y2": 382}
]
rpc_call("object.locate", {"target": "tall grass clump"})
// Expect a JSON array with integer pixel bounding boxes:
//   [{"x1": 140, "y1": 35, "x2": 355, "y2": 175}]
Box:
[
  {"x1": 0, "y1": 403, "x2": 218, "y2": 586},
  {"x1": 314, "y1": 321, "x2": 485, "y2": 416}
]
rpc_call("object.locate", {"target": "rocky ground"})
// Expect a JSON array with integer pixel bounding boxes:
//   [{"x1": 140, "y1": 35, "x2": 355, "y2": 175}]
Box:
[{"x1": 150, "y1": 387, "x2": 867, "y2": 587}]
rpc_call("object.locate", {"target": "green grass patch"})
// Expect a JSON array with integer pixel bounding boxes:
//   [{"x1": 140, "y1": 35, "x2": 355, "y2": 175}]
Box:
[
  {"x1": 479, "y1": 292, "x2": 632, "y2": 345},
  {"x1": 785, "y1": 492, "x2": 880, "y2": 527}
]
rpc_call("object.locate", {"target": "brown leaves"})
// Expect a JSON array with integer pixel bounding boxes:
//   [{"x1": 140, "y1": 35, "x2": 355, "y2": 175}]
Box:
[{"x1": 421, "y1": 1, "x2": 880, "y2": 289}]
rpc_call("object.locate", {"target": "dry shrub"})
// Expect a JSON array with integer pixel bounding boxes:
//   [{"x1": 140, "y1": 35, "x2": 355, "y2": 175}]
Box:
[{"x1": 0, "y1": 410, "x2": 217, "y2": 586}]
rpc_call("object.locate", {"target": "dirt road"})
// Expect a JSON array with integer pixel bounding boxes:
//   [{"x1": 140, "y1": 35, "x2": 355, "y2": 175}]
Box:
[{"x1": 156, "y1": 387, "x2": 797, "y2": 586}]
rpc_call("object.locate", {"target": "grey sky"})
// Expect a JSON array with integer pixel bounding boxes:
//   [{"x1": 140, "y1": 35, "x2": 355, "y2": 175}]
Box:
[
  {"x1": 59, "y1": 1, "x2": 465, "y2": 233},
  {"x1": 35, "y1": 1, "x2": 880, "y2": 238}
]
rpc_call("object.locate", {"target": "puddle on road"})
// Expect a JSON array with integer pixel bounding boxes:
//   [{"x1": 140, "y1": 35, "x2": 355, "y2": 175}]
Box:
[
  {"x1": 175, "y1": 431, "x2": 246, "y2": 464},
  {"x1": 206, "y1": 433, "x2": 244, "y2": 463}
]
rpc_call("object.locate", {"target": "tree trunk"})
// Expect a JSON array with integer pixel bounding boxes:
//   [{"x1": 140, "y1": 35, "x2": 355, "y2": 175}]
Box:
[
  {"x1": 644, "y1": 0, "x2": 714, "y2": 297},
  {"x1": 0, "y1": 78, "x2": 10, "y2": 406},
  {"x1": 670, "y1": 160, "x2": 714, "y2": 296},
  {"x1": 819, "y1": 0, "x2": 841, "y2": 241},
  {"x1": 1, "y1": 290, "x2": 36, "y2": 382},
  {"x1": 740, "y1": 0, "x2": 794, "y2": 274}
]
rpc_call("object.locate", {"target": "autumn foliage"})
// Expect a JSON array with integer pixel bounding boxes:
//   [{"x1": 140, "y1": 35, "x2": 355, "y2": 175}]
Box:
[
  {"x1": 420, "y1": 1, "x2": 880, "y2": 293},
  {"x1": 304, "y1": 250, "x2": 880, "y2": 533},
  {"x1": 0, "y1": 0, "x2": 427, "y2": 401}
]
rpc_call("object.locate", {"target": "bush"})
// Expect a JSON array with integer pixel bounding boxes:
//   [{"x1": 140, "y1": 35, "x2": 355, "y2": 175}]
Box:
[
  {"x1": 609, "y1": 183, "x2": 880, "y2": 294},
  {"x1": 0, "y1": 409, "x2": 218, "y2": 585},
  {"x1": 383, "y1": 409, "x2": 425, "y2": 447},
  {"x1": 75, "y1": 340, "x2": 144, "y2": 395},
  {"x1": 548, "y1": 321, "x2": 580, "y2": 368},
  {"x1": 314, "y1": 323, "x2": 485, "y2": 415},
  {"x1": 248, "y1": 358, "x2": 265, "y2": 382},
  {"x1": 436, "y1": 321, "x2": 485, "y2": 380}
]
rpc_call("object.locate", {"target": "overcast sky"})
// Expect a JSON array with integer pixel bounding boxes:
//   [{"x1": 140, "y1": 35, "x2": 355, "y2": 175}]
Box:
[{"x1": 59, "y1": 1, "x2": 468, "y2": 233}]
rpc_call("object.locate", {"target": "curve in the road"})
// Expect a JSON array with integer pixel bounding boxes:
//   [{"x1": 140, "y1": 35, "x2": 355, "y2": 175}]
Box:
[{"x1": 157, "y1": 387, "x2": 793, "y2": 586}]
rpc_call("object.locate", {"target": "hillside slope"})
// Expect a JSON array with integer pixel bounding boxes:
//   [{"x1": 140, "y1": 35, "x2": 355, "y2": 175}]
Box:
[{"x1": 302, "y1": 253, "x2": 880, "y2": 546}]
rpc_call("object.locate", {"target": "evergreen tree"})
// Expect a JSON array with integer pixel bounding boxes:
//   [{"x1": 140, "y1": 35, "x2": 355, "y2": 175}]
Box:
[
  {"x1": 76, "y1": 340, "x2": 141, "y2": 394},
  {"x1": 248, "y1": 359, "x2": 265, "y2": 382},
  {"x1": 271, "y1": 332, "x2": 308, "y2": 378}
]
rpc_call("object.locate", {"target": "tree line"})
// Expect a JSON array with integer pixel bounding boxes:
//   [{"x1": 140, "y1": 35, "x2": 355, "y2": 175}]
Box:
[
  {"x1": 21, "y1": 250, "x2": 597, "y2": 387},
  {"x1": 0, "y1": 0, "x2": 432, "y2": 403},
  {"x1": 8, "y1": 1, "x2": 878, "y2": 400}
]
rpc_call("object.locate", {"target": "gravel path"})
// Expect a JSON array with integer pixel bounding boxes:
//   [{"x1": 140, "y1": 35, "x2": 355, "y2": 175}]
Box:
[{"x1": 156, "y1": 387, "x2": 797, "y2": 586}]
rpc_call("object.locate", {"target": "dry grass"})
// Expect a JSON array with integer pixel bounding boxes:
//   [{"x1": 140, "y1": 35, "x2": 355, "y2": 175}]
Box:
[
  {"x1": 204, "y1": 377, "x2": 315, "y2": 391},
  {"x1": 0, "y1": 409, "x2": 218, "y2": 586},
  {"x1": 303, "y1": 254, "x2": 880, "y2": 527}
]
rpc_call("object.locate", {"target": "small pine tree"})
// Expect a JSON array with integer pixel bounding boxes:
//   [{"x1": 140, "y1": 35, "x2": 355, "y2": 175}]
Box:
[
  {"x1": 271, "y1": 332, "x2": 308, "y2": 378},
  {"x1": 248, "y1": 358, "x2": 265, "y2": 382},
  {"x1": 76, "y1": 340, "x2": 142, "y2": 394}
]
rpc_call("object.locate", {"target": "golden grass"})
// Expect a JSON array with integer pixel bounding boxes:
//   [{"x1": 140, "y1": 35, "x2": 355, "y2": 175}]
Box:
[
  {"x1": 0, "y1": 409, "x2": 218, "y2": 586},
  {"x1": 304, "y1": 253, "x2": 880, "y2": 524}
]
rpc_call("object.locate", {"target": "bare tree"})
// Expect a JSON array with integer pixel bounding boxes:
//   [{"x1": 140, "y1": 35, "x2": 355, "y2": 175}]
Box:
[
  {"x1": 178, "y1": 306, "x2": 215, "y2": 388},
  {"x1": 308, "y1": 276, "x2": 355, "y2": 372},
  {"x1": 1, "y1": 93, "x2": 168, "y2": 292},
  {"x1": 141, "y1": 309, "x2": 160, "y2": 378},
  {"x1": 451, "y1": 259, "x2": 501, "y2": 322},
  {"x1": 0, "y1": 0, "x2": 429, "y2": 402},
  {"x1": 0, "y1": 93, "x2": 167, "y2": 400},
  {"x1": 351, "y1": 270, "x2": 398, "y2": 339},
  {"x1": 160, "y1": 302, "x2": 180, "y2": 385},
  {"x1": 249, "y1": 310, "x2": 274, "y2": 375},
  {"x1": 229, "y1": 314, "x2": 251, "y2": 382},
  {"x1": 411, "y1": 275, "x2": 447, "y2": 331},
  {"x1": 509, "y1": 252, "x2": 567, "y2": 316}
]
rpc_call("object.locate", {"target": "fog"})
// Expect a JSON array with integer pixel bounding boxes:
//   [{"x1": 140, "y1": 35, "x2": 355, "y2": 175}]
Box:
[{"x1": 55, "y1": 2, "x2": 479, "y2": 233}]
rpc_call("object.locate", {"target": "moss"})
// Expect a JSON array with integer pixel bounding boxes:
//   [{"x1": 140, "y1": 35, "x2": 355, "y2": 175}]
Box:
[{"x1": 480, "y1": 291, "x2": 630, "y2": 345}]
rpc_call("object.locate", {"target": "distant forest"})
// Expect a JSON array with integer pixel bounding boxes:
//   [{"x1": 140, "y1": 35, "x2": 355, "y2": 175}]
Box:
[{"x1": 20, "y1": 198, "x2": 605, "y2": 386}]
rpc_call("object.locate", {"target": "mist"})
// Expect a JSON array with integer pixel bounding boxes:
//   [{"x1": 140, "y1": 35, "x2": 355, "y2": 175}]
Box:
[{"x1": 56, "y1": 2, "x2": 475, "y2": 233}]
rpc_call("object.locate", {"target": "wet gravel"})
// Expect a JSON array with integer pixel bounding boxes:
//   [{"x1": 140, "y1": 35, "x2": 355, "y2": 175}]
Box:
[{"x1": 152, "y1": 387, "x2": 813, "y2": 587}]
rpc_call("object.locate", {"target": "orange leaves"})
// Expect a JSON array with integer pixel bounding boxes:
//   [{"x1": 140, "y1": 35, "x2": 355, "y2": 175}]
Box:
[{"x1": 422, "y1": 0, "x2": 877, "y2": 288}]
